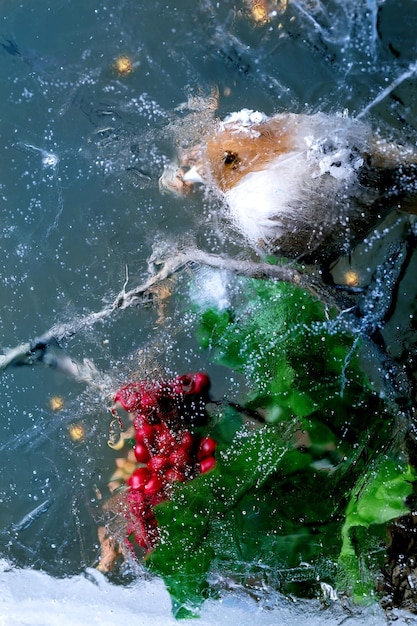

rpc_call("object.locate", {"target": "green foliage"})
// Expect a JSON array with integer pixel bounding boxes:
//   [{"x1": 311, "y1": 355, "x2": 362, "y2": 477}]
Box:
[
  {"x1": 339, "y1": 458, "x2": 416, "y2": 602},
  {"x1": 146, "y1": 277, "x2": 415, "y2": 616},
  {"x1": 197, "y1": 279, "x2": 369, "y2": 423},
  {"x1": 148, "y1": 414, "x2": 286, "y2": 616},
  {"x1": 148, "y1": 410, "x2": 342, "y2": 615}
]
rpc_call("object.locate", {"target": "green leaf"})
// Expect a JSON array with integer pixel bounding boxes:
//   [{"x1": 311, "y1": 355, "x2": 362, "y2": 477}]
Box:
[
  {"x1": 147, "y1": 417, "x2": 290, "y2": 613},
  {"x1": 195, "y1": 278, "x2": 369, "y2": 422},
  {"x1": 145, "y1": 276, "x2": 413, "y2": 616},
  {"x1": 345, "y1": 461, "x2": 415, "y2": 528},
  {"x1": 339, "y1": 458, "x2": 416, "y2": 602}
]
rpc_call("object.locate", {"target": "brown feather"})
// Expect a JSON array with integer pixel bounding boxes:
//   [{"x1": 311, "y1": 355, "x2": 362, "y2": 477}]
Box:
[{"x1": 204, "y1": 118, "x2": 296, "y2": 192}]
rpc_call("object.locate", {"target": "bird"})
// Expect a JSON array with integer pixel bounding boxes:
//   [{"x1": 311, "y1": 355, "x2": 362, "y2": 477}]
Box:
[{"x1": 159, "y1": 108, "x2": 417, "y2": 265}]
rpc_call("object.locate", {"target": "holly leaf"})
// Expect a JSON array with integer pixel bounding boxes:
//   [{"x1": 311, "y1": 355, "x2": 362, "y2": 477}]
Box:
[
  {"x1": 339, "y1": 458, "x2": 416, "y2": 602},
  {"x1": 196, "y1": 279, "x2": 369, "y2": 423},
  {"x1": 145, "y1": 276, "x2": 410, "y2": 615},
  {"x1": 147, "y1": 416, "x2": 289, "y2": 616}
]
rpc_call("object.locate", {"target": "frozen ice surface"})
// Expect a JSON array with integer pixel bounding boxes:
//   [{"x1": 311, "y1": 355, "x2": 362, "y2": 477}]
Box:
[
  {"x1": 190, "y1": 268, "x2": 231, "y2": 311},
  {"x1": 0, "y1": 563, "x2": 173, "y2": 626},
  {"x1": 0, "y1": 560, "x2": 416, "y2": 626}
]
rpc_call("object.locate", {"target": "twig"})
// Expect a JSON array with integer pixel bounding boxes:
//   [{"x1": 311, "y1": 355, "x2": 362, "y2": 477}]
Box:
[
  {"x1": 0, "y1": 248, "x2": 319, "y2": 376},
  {"x1": 0, "y1": 244, "x2": 413, "y2": 415},
  {"x1": 115, "y1": 248, "x2": 317, "y2": 310}
]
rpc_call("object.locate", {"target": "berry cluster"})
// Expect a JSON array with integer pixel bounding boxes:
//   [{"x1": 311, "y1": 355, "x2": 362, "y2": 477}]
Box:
[{"x1": 110, "y1": 372, "x2": 217, "y2": 552}]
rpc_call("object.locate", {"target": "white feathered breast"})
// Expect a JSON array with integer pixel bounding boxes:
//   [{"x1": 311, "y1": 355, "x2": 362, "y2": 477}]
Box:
[{"x1": 160, "y1": 109, "x2": 417, "y2": 263}]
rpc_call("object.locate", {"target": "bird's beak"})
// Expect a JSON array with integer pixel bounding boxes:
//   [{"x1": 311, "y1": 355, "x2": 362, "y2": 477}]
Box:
[
  {"x1": 159, "y1": 164, "x2": 205, "y2": 196},
  {"x1": 182, "y1": 166, "x2": 205, "y2": 185}
]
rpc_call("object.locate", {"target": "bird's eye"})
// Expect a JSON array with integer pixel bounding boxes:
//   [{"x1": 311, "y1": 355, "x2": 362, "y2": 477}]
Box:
[{"x1": 223, "y1": 150, "x2": 239, "y2": 167}]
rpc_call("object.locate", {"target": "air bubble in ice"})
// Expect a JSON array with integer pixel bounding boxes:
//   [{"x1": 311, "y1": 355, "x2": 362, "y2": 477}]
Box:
[
  {"x1": 190, "y1": 268, "x2": 230, "y2": 310},
  {"x1": 41, "y1": 151, "x2": 59, "y2": 169},
  {"x1": 18, "y1": 142, "x2": 59, "y2": 170}
]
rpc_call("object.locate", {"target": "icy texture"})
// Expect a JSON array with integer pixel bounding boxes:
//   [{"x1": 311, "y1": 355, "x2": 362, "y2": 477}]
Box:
[
  {"x1": 1, "y1": 0, "x2": 417, "y2": 621},
  {"x1": 1, "y1": 560, "x2": 413, "y2": 626}
]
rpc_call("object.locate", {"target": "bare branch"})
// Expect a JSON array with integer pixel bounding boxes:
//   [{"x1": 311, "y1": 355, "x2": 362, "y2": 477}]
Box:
[
  {"x1": 0, "y1": 248, "x2": 326, "y2": 377},
  {"x1": 114, "y1": 248, "x2": 313, "y2": 310}
]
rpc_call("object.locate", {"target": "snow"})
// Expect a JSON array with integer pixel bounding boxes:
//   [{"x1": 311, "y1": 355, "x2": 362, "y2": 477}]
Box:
[{"x1": 1, "y1": 561, "x2": 416, "y2": 626}]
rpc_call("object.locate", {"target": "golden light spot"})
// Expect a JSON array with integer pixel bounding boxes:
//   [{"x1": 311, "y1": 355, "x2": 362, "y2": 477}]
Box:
[
  {"x1": 49, "y1": 396, "x2": 64, "y2": 411},
  {"x1": 344, "y1": 270, "x2": 360, "y2": 287},
  {"x1": 247, "y1": 0, "x2": 286, "y2": 24},
  {"x1": 250, "y1": 1, "x2": 270, "y2": 23},
  {"x1": 68, "y1": 422, "x2": 85, "y2": 442},
  {"x1": 113, "y1": 55, "x2": 134, "y2": 76}
]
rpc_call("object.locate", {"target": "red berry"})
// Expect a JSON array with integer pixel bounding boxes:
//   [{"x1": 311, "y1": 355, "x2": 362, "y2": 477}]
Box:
[
  {"x1": 172, "y1": 374, "x2": 191, "y2": 395},
  {"x1": 127, "y1": 467, "x2": 151, "y2": 490},
  {"x1": 179, "y1": 430, "x2": 194, "y2": 451},
  {"x1": 147, "y1": 454, "x2": 170, "y2": 472},
  {"x1": 135, "y1": 422, "x2": 155, "y2": 445},
  {"x1": 166, "y1": 468, "x2": 185, "y2": 483},
  {"x1": 134, "y1": 442, "x2": 151, "y2": 464},
  {"x1": 137, "y1": 535, "x2": 148, "y2": 549},
  {"x1": 200, "y1": 456, "x2": 216, "y2": 474},
  {"x1": 143, "y1": 474, "x2": 163, "y2": 495},
  {"x1": 114, "y1": 383, "x2": 142, "y2": 412},
  {"x1": 139, "y1": 392, "x2": 155, "y2": 410},
  {"x1": 197, "y1": 437, "x2": 217, "y2": 460},
  {"x1": 188, "y1": 372, "x2": 211, "y2": 395},
  {"x1": 156, "y1": 429, "x2": 176, "y2": 454},
  {"x1": 113, "y1": 373, "x2": 217, "y2": 555},
  {"x1": 169, "y1": 448, "x2": 191, "y2": 469}
]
